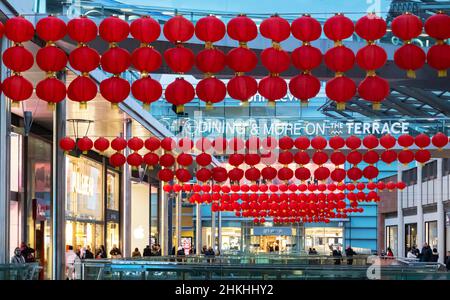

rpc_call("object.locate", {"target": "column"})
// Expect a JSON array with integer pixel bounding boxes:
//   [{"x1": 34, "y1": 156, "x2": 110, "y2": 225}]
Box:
[
  {"x1": 159, "y1": 184, "x2": 169, "y2": 255},
  {"x1": 52, "y1": 87, "x2": 66, "y2": 279},
  {"x1": 121, "y1": 119, "x2": 132, "y2": 257},
  {"x1": 217, "y1": 211, "x2": 222, "y2": 255},
  {"x1": 175, "y1": 190, "x2": 182, "y2": 248},
  {"x1": 397, "y1": 164, "x2": 405, "y2": 258},
  {"x1": 211, "y1": 211, "x2": 216, "y2": 249},
  {"x1": 416, "y1": 163, "x2": 424, "y2": 250},
  {"x1": 0, "y1": 36, "x2": 11, "y2": 264},
  {"x1": 436, "y1": 158, "x2": 445, "y2": 264},
  {"x1": 195, "y1": 204, "x2": 202, "y2": 255}
]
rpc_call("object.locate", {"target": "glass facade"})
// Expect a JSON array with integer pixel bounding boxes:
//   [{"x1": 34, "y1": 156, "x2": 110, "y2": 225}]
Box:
[
  {"x1": 405, "y1": 223, "x2": 418, "y2": 256},
  {"x1": 386, "y1": 225, "x2": 398, "y2": 256},
  {"x1": 425, "y1": 221, "x2": 438, "y2": 250}
]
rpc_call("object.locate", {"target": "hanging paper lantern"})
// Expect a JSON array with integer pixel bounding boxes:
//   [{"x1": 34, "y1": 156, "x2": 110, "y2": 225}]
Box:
[
  {"x1": 363, "y1": 165, "x2": 379, "y2": 181},
  {"x1": 347, "y1": 167, "x2": 363, "y2": 182},
  {"x1": 278, "y1": 167, "x2": 294, "y2": 181},
  {"x1": 2, "y1": 75, "x2": 33, "y2": 103},
  {"x1": 415, "y1": 149, "x2": 431, "y2": 164},
  {"x1": 227, "y1": 15, "x2": 258, "y2": 43},
  {"x1": 415, "y1": 133, "x2": 431, "y2": 149},
  {"x1": 196, "y1": 48, "x2": 226, "y2": 73},
  {"x1": 111, "y1": 137, "x2": 128, "y2": 152},
  {"x1": 196, "y1": 153, "x2": 212, "y2": 167},
  {"x1": 159, "y1": 153, "x2": 175, "y2": 168},
  {"x1": 128, "y1": 137, "x2": 144, "y2": 152},
  {"x1": 67, "y1": 15, "x2": 97, "y2": 43},
  {"x1": 195, "y1": 15, "x2": 225, "y2": 44},
  {"x1": 260, "y1": 14, "x2": 290, "y2": 43},
  {"x1": 36, "y1": 15, "x2": 67, "y2": 42},
  {"x1": 311, "y1": 136, "x2": 327, "y2": 150},
  {"x1": 164, "y1": 46, "x2": 195, "y2": 73},
  {"x1": 328, "y1": 136, "x2": 345, "y2": 150},
  {"x1": 346, "y1": 136, "x2": 362, "y2": 150},
  {"x1": 100, "y1": 77, "x2": 130, "y2": 109},
  {"x1": 196, "y1": 168, "x2": 212, "y2": 183},
  {"x1": 3, "y1": 46, "x2": 34, "y2": 72},
  {"x1": 212, "y1": 137, "x2": 227, "y2": 153},
  {"x1": 427, "y1": 44, "x2": 450, "y2": 77},
  {"x1": 330, "y1": 151, "x2": 346, "y2": 165},
  {"x1": 347, "y1": 150, "x2": 363, "y2": 165},
  {"x1": 131, "y1": 47, "x2": 162, "y2": 73},
  {"x1": 130, "y1": 16, "x2": 160, "y2": 44},
  {"x1": 131, "y1": 77, "x2": 162, "y2": 109},
  {"x1": 5, "y1": 16, "x2": 34, "y2": 43},
  {"x1": 312, "y1": 151, "x2": 328, "y2": 165},
  {"x1": 279, "y1": 136, "x2": 294, "y2": 150},
  {"x1": 127, "y1": 152, "x2": 143, "y2": 169},
  {"x1": 99, "y1": 16, "x2": 130, "y2": 43},
  {"x1": 163, "y1": 15, "x2": 194, "y2": 43},
  {"x1": 381, "y1": 150, "x2": 397, "y2": 165},
  {"x1": 314, "y1": 167, "x2": 330, "y2": 181},
  {"x1": 291, "y1": 45, "x2": 322, "y2": 71},
  {"x1": 377, "y1": 181, "x2": 386, "y2": 191},
  {"x1": 363, "y1": 134, "x2": 379, "y2": 149},
  {"x1": 261, "y1": 166, "x2": 277, "y2": 181},
  {"x1": 145, "y1": 137, "x2": 160, "y2": 151},
  {"x1": 212, "y1": 167, "x2": 228, "y2": 183},
  {"x1": 289, "y1": 74, "x2": 321, "y2": 104},
  {"x1": 358, "y1": 75, "x2": 389, "y2": 109},
  {"x1": 176, "y1": 168, "x2": 192, "y2": 182},
  {"x1": 261, "y1": 47, "x2": 290, "y2": 74},
  {"x1": 380, "y1": 134, "x2": 396, "y2": 149},
  {"x1": 196, "y1": 77, "x2": 226, "y2": 108},
  {"x1": 110, "y1": 152, "x2": 126, "y2": 169},
  {"x1": 424, "y1": 12, "x2": 450, "y2": 41},
  {"x1": 164, "y1": 78, "x2": 195, "y2": 113},
  {"x1": 226, "y1": 47, "x2": 258, "y2": 72},
  {"x1": 177, "y1": 153, "x2": 193, "y2": 167},
  {"x1": 394, "y1": 44, "x2": 426, "y2": 78},
  {"x1": 398, "y1": 149, "x2": 414, "y2": 165},
  {"x1": 295, "y1": 167, "x2": 311, "y2": 181},
  {"x1": 195, "y1": 138, "x2": 212, "y2": 152},
  {"x1": 227, "y1": 75, "x2": 258, "y2": 103},
  {"x1": 398, "y1": 134, "x2": 414, "y2": 149},
  {"x1": 36, "y1": 78, "x2": 66, "y2": 107},
  {"x1": 160, "y1": 137, "x2": 175, "y2": 152},
  {"x1": 228, "y1": 168, "x2": 244, "y2": 182},
  {"x1": 36, "y1": 46, "x2": 68, "y2": 73},
  {"x1": 69, "y1": 46, "x2": 100, "y2": 72},
  {"x1": 391, "y1": 12, "x2": 423, "y2": 42},
  {"x1": 178, "y1": 137, "x2": 193, "y2": 151},
  {"x1": 258, "y1": 76, "x2": 287, "y2": 104},
  {"x1": 101, "y1": 47, "x2": 131, "y2": 74},
  {"x1": 356, "y1": 44, "x2": 387, "y2": 73},
  {"x1": 323, "y1": 13, "x2": 354, "y2": 43},
  {"x1": 432, "y1": 132, "x2": 448, "y2": 150},
  {"x1": 291, "y1": 14, "x2": 322, "y2": 42},
  {"x1": 355, "y1": 13, "x2": 387, "y2": 41},
  {"x1": 77, "y1": 137, "x2": 93, "y2": 154},
  {"x1": 397, "y1": 181, "x2": 407, "y2": 190},
  {"x1": 278, "y1": 151, "x2": 294, "y2": 165},
  {"x1": 324, "y1": 46, "x2": 355, "y2": 73},
  {"x1": 325, "y1": 76, "x2": 356, "y2": 110},
  {"x1": 363, "y1": 150, "x2": 379, "y2": 165},
  {"x1": 94, "y1": 137, "x2": 110, "y2": 153},
  {"x1": 331, "y1": 168, "x2": 346, "y2": 183},
  {"x1": 294, "y1": 137, "x2": 310, "y2": 150},
  {"x1": 59, "y1": 137, "x2": 76, "y2": 152},
  {"x1": 158, "y1": 168, "x2": 174, "y2": 182}
]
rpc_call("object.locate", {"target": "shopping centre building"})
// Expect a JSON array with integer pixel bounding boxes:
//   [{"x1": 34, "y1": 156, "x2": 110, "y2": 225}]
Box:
[{"x1": 0, "y1": 0, "x2": 449, "y2": 280}]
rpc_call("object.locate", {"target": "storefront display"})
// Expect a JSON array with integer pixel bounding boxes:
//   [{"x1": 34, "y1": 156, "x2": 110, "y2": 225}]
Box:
[
  {"x1": 425, "y1": 221, "x2": 438, "y2": 249},
  {"x1": 305, "y1": 227, "x2": 343, "y2": 254},
  {"x1": 386, "y1": 225, "x2": 398, "y2": 256}
]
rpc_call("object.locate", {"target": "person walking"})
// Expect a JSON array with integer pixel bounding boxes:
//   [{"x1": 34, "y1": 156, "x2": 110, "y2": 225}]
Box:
[
  {"x1": 65, "y1": 245, "x2": 77, "y2": 280},
  {"x1": 431, "y1": 248, "x2": 439, "y2": 262},
  {"x1": 83, "y1": 246, "x2": 94, "y2": 259},
  {"x1": 11, "y1": 247, "x2": 26, "y2": 264},
  {"x1": 132, "y1": 247, "x2": 142, "y2": 258},
  {"x1": 420, "y1": 243, "x2": 432, "y2": 262},
  {"x1": 345, "y1": 246, "x2": 357, "y2": 265},
  {"x1": 332, "y1": 248, "x2": 342, "y2": 265}
]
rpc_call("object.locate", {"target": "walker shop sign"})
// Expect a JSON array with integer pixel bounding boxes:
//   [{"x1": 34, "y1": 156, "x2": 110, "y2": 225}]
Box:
[{"x1": 179, "y1": 118, "x2": 410, "y2": 137}]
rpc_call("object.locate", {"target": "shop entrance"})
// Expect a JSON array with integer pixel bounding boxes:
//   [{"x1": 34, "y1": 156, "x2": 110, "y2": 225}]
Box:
[
  {"x1": 248, "y1": 226, "x2": 299, "y2": 254},
  {"x1": 252, "y1": 235, "x2": 293, "y2": 253}
]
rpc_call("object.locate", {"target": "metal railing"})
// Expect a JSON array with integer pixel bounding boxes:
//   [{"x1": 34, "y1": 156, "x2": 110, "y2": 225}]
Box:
[{"x1": 0, "y1": 263, "x2": 42, "y2": 280}]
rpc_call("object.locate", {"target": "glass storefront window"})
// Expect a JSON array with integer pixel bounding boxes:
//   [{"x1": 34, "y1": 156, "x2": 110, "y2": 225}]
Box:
[
  {"x1": 202, "y1": 227, "x2": 241, "y2": 254},
  {"x1": 405, "y1": 223, "x2": 417, "y2": 256},
  {"x1": 386, "y1": 225, "x2": 398, "y2": 256},
  {"x1": 150, "y1": 184, "x2": 159, "y2": 245},
  {"x1": 305, "y1": 227, "x2": 343, "y2": 255},
  {"x1": 107, "y1": 222, "x2": 120, "y2": 255},
  {"x1": 425, "y1": 221, "x2": 438, "y2": 249},
  {"x1": 106, "y1": 170, "x2": 119, "y2": 211}
]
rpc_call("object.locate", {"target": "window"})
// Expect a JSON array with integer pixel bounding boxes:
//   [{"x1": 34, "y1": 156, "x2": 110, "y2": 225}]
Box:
[
  {"x1": 443, "y1": 158, "x2": 450, "y2": 176},
  {"x1": 402, "y1": 168, "x2": 417, "y2": 186},
  {"x1": 106, "y1": 170, "x2": 120, "y2": 211},
  {"x1": 405, "y1": 223, "x2": 417, "y2": 256},
  {"x1": 425, "y1": 221, "x2": 438, "y2": 249},
  {"x1": 422, "y1": 161, "x2": 437, "y2": 182},
  {"x1": 386, "y1": 225, "x2": 398, "y2": 256}
]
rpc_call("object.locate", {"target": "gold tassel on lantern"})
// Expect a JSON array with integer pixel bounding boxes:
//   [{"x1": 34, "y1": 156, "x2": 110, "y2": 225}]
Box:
[
  {"x1": 406, "y1": 70, "x2": 416, "y2": 79},
  {"x1": 300, "y1": 100, "x2": 309, "y2": 107},
  {"x1": 11, "y1": 101, "x2": 20, "y2": 108},
  {"x1": 143, "y1": 103, "x2": 151, "y2": 111},
  {"x1": 206, "y1": 102, "x2": 213, "y2": 110},
  {"x1": 267, "y1": 100, "x2": 276, "y2": 108},
  {"x1": 176, "y1": 105, "x2": 184, "y2": 113},
  {"x1": 79, "y1": 101, "x2": 87, "y2": 110},
  {"x1": 336, "y1": 102, "x2": 346, "y2": 110},
  {"x1": 373, "y1": 102, "x2": 381, "y2": 110},
  {"x1": 438, "y1": 70, "x2": 447, "y2": 77},
  {"x1": 47, "y1": 102, "x2": 56, "y2": 111}
]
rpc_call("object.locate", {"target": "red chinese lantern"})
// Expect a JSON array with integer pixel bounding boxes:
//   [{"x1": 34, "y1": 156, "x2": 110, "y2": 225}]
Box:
[
  {"x1": 381, "y1": 150, "x2": 397, "y2": 165},
  {"x1": 130, "y1": 16, "x2": 160, "y2": 44},
  {"x1": 36, "y1": 78, "x2": 66, "y2": 108},
  {"x1": 176, "y1": 168, "x2": 192, "y2": 183},
  {"x1": 158, "y1": 168, "x2": 174, "y2": 182},
  {"x1": 226, "y1": 47, "x2": 258, "y2": 72},
  {"x1": 391, "y1": 12, "x2": 423, "y2": 42},
  {"x1": 346, "y1": 136, "x2": 362, "y2": 150},
  {"x1": 324, "y1": 13, "x2": 354, "y2": 44},
  {"x1": 3, "y1": 46, "x2": 34, "y2": 72},
  {"x1": 397, "y1": 181, "x2": 407, "y2": 190},
  {"x1": 94, "y1": 137, "x2": 110, "y2": 153},
  {"x1": 195, "y1": 15, "x2": 225, "y2": 44},
  {"x1": 294, "y1": 137, "x2": 310, "y2": 150},
  {"x1": 278, "y1": 151, "x2": 294, "y2": 165},
  {"x1": 127, "y1": 153, "x2": 143, "y2": 169},
  {"x1": 363, "y1": 150, "x2": 379, "y2": 165},
  {"x1": 289, "y1": 74, "x2": 321, "y2": 104},
  {"x1": 131, "y1": 77, "x2": 163, "y2": 109},
  {"x1": 161, "y1": 137, "x2": 175, "y2": 152},
  {"x1": 331, "y1": 151, "x2": 346, "y2": 165},
  {"x1": 196, "y1": 153, "x2": 212, "y2": 167},
  {"x1": 380, "y1": 134, "x2": 396, "y2": 149},
  {"x1": 425, "y1": 12, "x2": 450, "y2": 41},
  {"x1": 291, "y1": 14, "x2": 322, "y2": 42},
  {"x1": 212, "y1": 137, "x2": 227, "y2": 153},
  {"x1": 227, "y1": 15, "x2": 258, "y2": 43},
  {"x1": 279, "y1": 136, "x2": 294, "y2": 150},
  {"x1": 163, "y1": 15, "x2": 194, "y2": 43},
  {"x1": 196, "y1": 77, "x2": 226, "y2": 108},
  {"x1": 67, "y1": 16, "x2": 98, "y2": 43},
  {"x1": 278, "y1": 167, "x2": 294, "y2": 182},
  {"x1": 329, "y1": 136, "x2": 345, "y2": 150},
  {"x1": 258, "y1": 76, "x2": 287, "y2": 105},
  {"x1": 164, "y1": 46, "x2": 195, "y2": 73},
  {"x1": 36, "y1": 15, "x2": 66, "y2": 42},
  {"x1": 291, "y1": 45, "x2": 322, "y2": 71},
  {"x1": 331, "y1": 168, "x2": 346, "y2": 183},
  {"x1": 159, "y1": 153, "x2": 175, "y2": 167},
  {"x1": 355, "y1": 13, "x2": 387, "y2": 41},
  {"x1": 59, "y1": 137, "x2": 76, "y2": 152},
  {"x1": 358, "y1": 75, "x2": 389, "y2": 109},
  {"x1": 196, "y1": 48, "x2": 226, "y2": 73},
  {"x1": 325, "y1": 76, "x2": 356, "y2": 110},
  {"x1": 228, "y1": 168, "x2": 244, "y2": 182},
  {"x1": 145, "y1": 137, "x2": 160, "y2": 151},
  {"x1": 100, "y1": 77, "x2": 131, "y2": 109},
  {"x1": 363, "y1": 135, "x2": 379, "y2": 149},
  {"x1": 262, "y1": 166, "x2": 277, "y2": 181},
  {"x1": 128, "y1": 137, "x2": 144, "y2": 152},
  {"x1": 212, "y1": 167, "x2": 228, "y2": 183},
  {"x1": 77, "y1": 137, "x2": 93, "y2": 154},
  {"x1": 311, "y1": 136, "x2": 327, "y2": 150},
  {"x1": 196, "y1": 168, "x2": 212, "y2": 183},
  {"x1": 99, "y1": 16, "x2": 130, "y2": 43},
  {"x1": 394, "y1": 44, "x2": 426, "y2": 78},
  {"x1": 324, "y1": 46, "x2": 355, "y2": 73},
  {"x1": 261, "y1": 47, "x2": 290, "y2": 74},
  {"x1": 131, "y1": 47, "x2": 162, "y2": 73},
  {"x1": 347, "y1": 150, "x2": 363, "y2": 165},
  {"x1": 427, "y1": 44, "x2": 450, "y2": 77},
  {"x1": 111, "y1": 137, "x2": 127, "y2": 152},
  {"x1": 312, "y1": 152, "x2": 328, "y2": 165},
  {"x1": 227, "y1": 75, "x2": 258, "y2": 104},
  {"x1": 260, "y1": 15, "x2": 290, "y2": 43},
  {"x1": 432, "y1": 132, "x2": 448, "y2": 150},
  {"x1": 398, "y1": 134, "x2": 414, "y2": 149},
  {"x1": 415, "y1": 149, "x2": 431, "y2": 164},
  {"x1": 398, "y1": 149, "x2": 414, "y2": 165},
  {"x1": 177, "y1": 153, "x2": 193, "y2": 167},
  {"x1": 363, "y1": 165, "x2": 379, "y2": 181},
  {"x1": 110, "y1": 152, "x2": 126, "y2": 169},
  {"x1": 101, "y1": 46, "x2": 131, "y2": 74},
  {"x1": 386, "y1": 181, "x2": 396, "y2": 191},
  {"x1": 2, "y1": 75, "x2": 33, "y2": 103},
  {"x1": 347, "y1": 167, "x2": 363, "y2": 182},
  {"x1": 356, "y1": 44, "x2": 387, "y2": 74},
  {"x1": 314, "y1": 167, "x2": 330, "y2": 181},
  {"x1": 295, "y1": 167, "x2": 311, "y2": 181},
  {"x1": 5, "y1": 16, "x2": 34, "y2": 43},
  {"x1": 415, "y1": 133, "x2": 431, "y2": 149},
  {"x1": 36, "y1": 46, "x2": 68, "y2": 73},
  {"x1": 164, "y1": 78, "x2": 195, "y2": 113}
]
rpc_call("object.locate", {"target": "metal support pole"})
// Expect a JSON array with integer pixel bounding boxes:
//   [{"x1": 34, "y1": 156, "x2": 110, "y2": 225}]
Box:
[
  {"x1": 211, "y1": 211, "x2": 216, "y2": 250},
  {"x1": 436, "y1": 158, "x2": 445, "y2": 264},
  {"x1": 195, "y1": 204, "x2": 202, "y2": 255},
  {"x1": 397, "y1": 164, "x2": 405, "y2": 258},
  {"x1": 52, "y1": 88, "x2": 66, "y2": 279},
  {"x1": 217, "y1": 211, "x2": 222, "y2": 255},
  {"x1": 121, "y1": 119, "x2": 132, "y2": 257},
  {"x1": 416, "y1": 163, "x2": 424, "y2": 250},
  {"x1": 159, "y1": 184, "x2": 169, "y2": 255},
  {"x1": 0, "y1": 36, "x2": 11, "y2": 264},
  {"x1": 176, "y1": 191, "x2": 182, "y2": 249}
]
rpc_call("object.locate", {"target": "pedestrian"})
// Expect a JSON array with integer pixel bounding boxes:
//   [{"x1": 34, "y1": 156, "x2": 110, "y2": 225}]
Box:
[
  {"x1": 446, "y1": 251, "x2": 450, "y2": 271},
  {"x1": 20, "y1": 242, "x2": 35, "y2": 263},
  {"x1": 407, "y1": 248, "x2": 417, "y2": 259},
  {"x1": 65, "y1": 245, "x2": 77, "y2": 280},
  {"x1": 10, "y1": 247, "x2": 26, "y2": 264},
  {"x1": 143, "y1": 245, "x2": 151, "y2": 257},
  {"x1": 345, "y1": 246, "x2": 357, "y2": 265},
  {"x1": 386, "y1": 247, "x2": 394, "y2": 257},
  {"x1": 110, "y1": 244, "x2": 122, "y2": 258},
  {"x1": 176, "y1": 246, "x2": 185, "y2": 262},
  {"x1": 132, "y1": 247, "x2": 141, "y2": 258},
  {"x1": 84, "y1": 245, "x2": 94, "y2": 259},
  {"x1": 96, "y1": 245, "x2": 107, "y2": 259},
  {"x1": 431, "y1": 248, "x2": 439, "y2": 262},
  {"x1": 332, "y1": 248, "x2": 342, "y2": 265},
  {"x1": 201, "y1": 245, "x2": 207, "y2": 255},
  {"x1": 420, "y1": 243, "x2": 432, "y2": 262}
]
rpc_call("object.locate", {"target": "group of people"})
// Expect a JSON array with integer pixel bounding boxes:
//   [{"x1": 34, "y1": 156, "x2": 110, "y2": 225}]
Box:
[
  {"x1": 331, "y1": 246, "x2": 357, "y2": 265},
  {"x1": 406, "y1": 243, "x2": 439, "y2": 262},
  {"x1": 132, "y1": 244, "x2": 162, "y2": 257},
  {"x1": 10, "y1": 242, "x2": 35, "y2": 264}
]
